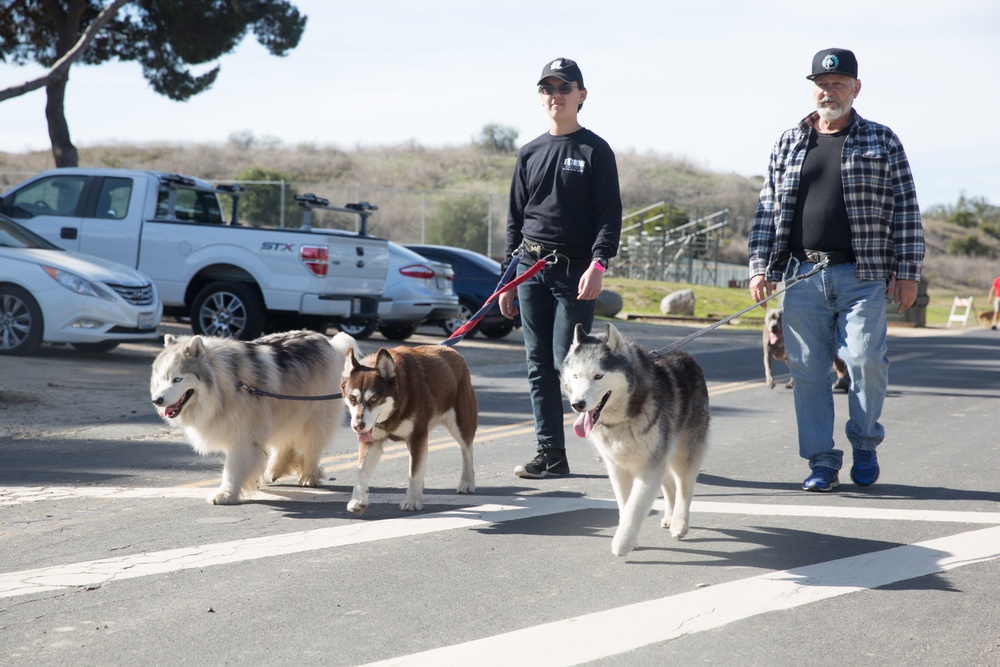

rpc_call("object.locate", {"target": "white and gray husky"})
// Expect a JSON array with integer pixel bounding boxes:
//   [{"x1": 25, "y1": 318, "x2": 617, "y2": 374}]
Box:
[
  {"x1": 150, "y1": 329, "x2": 359, "y2": 505},
  {"x1": 562, "y1": 323, "x2": 711, "y2": 556}
]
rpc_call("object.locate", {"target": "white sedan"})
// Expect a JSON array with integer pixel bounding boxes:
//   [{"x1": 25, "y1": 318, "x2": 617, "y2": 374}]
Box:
[{"x1": 0, "y1": 213, "x2": 162, "y2": 355}]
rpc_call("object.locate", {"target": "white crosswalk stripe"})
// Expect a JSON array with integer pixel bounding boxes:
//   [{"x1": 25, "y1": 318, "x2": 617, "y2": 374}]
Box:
[{"x1": 5, "y1": 482, "x2": 1000, "y2": 667}]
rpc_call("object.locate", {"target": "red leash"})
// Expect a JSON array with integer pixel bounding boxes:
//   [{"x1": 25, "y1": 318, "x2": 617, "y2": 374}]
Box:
[{"x1": 441, "y1": 257, "x2": 547, "y2": 346}]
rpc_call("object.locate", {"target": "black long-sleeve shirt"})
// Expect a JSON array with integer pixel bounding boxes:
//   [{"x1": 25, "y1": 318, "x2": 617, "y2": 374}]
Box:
[{"x1": 504, "y1": 128, "x2": 622, "y2": 270}]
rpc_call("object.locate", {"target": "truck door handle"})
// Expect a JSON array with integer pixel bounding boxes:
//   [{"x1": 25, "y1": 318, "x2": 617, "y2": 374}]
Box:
[{"x1": 61, "y1": 227, "x2": 78, "y2": 240}]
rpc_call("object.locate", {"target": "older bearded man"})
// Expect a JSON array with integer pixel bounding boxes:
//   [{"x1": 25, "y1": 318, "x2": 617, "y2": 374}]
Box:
[{"x1": 748, "y1": 48, "x2": 925, "y2": 492}]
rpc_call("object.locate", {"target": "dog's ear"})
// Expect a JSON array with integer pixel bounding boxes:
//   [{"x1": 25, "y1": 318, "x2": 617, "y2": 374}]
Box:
[
  {"x1": 185, "y1": 336, "x2": 206, "y2": 358},
  {"x1": 572, "y1": 323, "x2": 587, "y2": 348},
  {"x1": 604, "y1": 323, "x2": 624, "y2": 354},
  {"x1": 375, "y1": 348, "x2": 396, "y2": 380},
  {"x1": 163, "y1": 334, "x2": 177, "y2": 347},
  {"x1": 343, "y1": 347, "x2": 361, "y2": 379}
]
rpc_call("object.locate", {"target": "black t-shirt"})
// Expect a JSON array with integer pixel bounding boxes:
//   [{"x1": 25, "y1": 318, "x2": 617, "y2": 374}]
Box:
[
  {"x1": 504, "y1": 128, "x2": 622, "y2": 269},
  {"x1": 789, "y1": 124, "x2": 852, "y2": 253}
]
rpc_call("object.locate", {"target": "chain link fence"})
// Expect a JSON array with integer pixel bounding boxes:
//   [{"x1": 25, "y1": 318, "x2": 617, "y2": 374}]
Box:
[{"x1": 215, "y1": 180, "x2": 507, "y2": 259}]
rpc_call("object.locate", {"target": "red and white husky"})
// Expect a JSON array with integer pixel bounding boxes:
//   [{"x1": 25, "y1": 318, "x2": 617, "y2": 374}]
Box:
[{"x1": 340, "y1": 345, "x2": 478, "y2": 513}]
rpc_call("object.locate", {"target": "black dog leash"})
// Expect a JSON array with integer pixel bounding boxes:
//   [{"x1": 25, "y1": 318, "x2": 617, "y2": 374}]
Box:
[
  {"x1": 652, "y1": 257, "x2": 828, "y2": 357},
  {"x1": 234, "y1": 381, "x2": 342, "y2": 401}
]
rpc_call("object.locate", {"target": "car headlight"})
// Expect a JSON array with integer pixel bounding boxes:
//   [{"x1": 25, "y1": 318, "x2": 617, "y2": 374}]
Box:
[{"x1": 41, "y1": 265, "x2": 117, "y2": 302}]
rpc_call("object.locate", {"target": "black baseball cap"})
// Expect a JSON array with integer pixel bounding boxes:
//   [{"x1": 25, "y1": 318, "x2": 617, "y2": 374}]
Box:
[
  {"x1": 537, "y1": 58, "x2": 585, "y2": 88},
  {"x1": 807, "y1": 48, "x2": 858, "y2": 80}
]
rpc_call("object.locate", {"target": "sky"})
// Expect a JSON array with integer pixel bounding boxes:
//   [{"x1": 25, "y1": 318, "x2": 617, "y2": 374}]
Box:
[{"x1": 1, "y1": 0, "x2": 998, "y2": 208}]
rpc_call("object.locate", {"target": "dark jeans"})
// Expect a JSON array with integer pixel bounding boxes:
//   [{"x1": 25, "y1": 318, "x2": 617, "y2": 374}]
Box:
[{"x1": 516, "y1": 261, "x2": 597, "y2": 452}]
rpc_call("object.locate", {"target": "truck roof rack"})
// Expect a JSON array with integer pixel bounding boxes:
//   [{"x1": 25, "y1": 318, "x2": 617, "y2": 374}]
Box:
[
  {"x1": 160, "y1": 173, "x2": 196, "y2": 188},
  {"x1": 295, "y1": 194, "x2": 377, "y2": 235}
]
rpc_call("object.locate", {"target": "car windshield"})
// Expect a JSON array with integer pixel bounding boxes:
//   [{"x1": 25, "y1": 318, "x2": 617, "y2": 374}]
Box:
[{"x1": 0, "y1": 214, "x2": 62, "y2": 250}]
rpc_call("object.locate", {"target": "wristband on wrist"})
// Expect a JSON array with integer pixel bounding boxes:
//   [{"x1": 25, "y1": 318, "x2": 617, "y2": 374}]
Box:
[{"x1": 591, "y1": 260, "x2": 606, "y2": 273}]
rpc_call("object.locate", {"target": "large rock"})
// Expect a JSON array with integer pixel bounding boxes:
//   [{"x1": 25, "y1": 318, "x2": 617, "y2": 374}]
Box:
[
  {"x1": 596, "y1": 289, "x2": 623, "y2": 317},
  {"x1": 660, "y1": 289, "x2": 695, "y2": 316}
]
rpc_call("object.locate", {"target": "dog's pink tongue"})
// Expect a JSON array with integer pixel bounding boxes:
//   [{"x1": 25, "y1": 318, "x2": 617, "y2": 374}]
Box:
[
  {"x1": 356, "y1": 430, "x2": 374, "y2": 444},
  {"x1": 769, "y1": 330, "x2": 782, "y2": 345},
  {"x1": 573, "y1": 411, "x2": 594, "y2": 438}
]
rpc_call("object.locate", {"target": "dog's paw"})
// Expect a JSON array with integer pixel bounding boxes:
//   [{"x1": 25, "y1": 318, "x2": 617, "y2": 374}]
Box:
[
  {"x1": 208, "y1": 491, "x2": 238, "y2": 505},
  {"x1": 456, "y1": 482, "x2": 476, "y2": 494},
  {"x1": 785, "y1": 379, "x2": 795, "y2": 389},
  {"x1": 611, "y1": 532, "x2": 638, "y2": 557},
  {"x1": 668, "y1": 515, "x2": 690, "y2": 539},
  {"x1": 766, "y1": 378, "x2": 776, "y2": 390},
  {"x1": 298, "y1": 475, "x2": 321, "y2": 488},
  {"x1": 399, "y1": 497, "x2": 422, "y2": 511},
  {"x1": 347, "y1": 499, "x2": 367, "y2": 514}
]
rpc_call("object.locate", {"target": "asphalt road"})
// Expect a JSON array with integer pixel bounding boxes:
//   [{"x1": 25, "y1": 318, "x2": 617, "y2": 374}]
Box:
[{"x1": 2, "y1": 319, "x2": 999, "y2": 667}]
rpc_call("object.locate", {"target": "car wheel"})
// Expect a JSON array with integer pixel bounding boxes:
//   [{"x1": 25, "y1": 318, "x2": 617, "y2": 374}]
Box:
[
  {"x1": 71, "y1": 341, "x2": 120, "y2": 353},
  {"x1": 191, "y1": 281, "x2": 265, "y2": 340},
  {"x1": 338, "y1": 319, "x2": 376, "y2": 340},
  {"x1": 378, "y1": 323, "x2": 418, "y2": 341},
  {"x1": 441, "y1": 298, "x2": 478, "y2": 338},
  {"x1": 0, "y1": 285, "x2": 44, "y2": 356},
  {"x1": 479, "y1": 322, "x2": 515, "y2": 339}
]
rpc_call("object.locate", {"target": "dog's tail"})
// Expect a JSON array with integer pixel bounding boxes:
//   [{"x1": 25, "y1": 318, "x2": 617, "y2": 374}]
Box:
[{"x1": 330, "y1": 331, "x2": 362, "y2": 362}]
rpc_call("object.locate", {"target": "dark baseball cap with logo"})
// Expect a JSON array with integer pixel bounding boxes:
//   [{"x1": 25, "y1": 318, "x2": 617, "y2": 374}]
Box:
[
  {"x1": 537, "y1": 57, "x2": 585, "y2": 88},
  {"x1": 807, "y1": 48, "x2": 858, "y2": 80}
]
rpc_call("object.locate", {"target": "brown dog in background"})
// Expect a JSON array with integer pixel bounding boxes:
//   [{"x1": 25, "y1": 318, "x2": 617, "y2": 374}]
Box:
[{"x1": 763, "y1": 308, "x2": 849, "y2": 392}]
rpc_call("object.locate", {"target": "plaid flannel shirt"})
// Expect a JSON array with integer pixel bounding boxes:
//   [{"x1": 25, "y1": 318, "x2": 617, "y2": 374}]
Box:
[{"x1": 749, "y1": 110, "x2": 925, "y2": 283}]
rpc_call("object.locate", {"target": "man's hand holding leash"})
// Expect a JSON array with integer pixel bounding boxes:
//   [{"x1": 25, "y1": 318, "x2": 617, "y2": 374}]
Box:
[
  {"x1": 499, "y1": 290, "x2": 518, "y2": 319},
  {"x1": 750, "y1": 274, "x2": 777, "y2": 309}
]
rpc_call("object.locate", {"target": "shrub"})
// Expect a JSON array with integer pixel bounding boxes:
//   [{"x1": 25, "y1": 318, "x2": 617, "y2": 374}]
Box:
[{"x1": 948, "y1": 234, "x2": 992, "y2": 257}]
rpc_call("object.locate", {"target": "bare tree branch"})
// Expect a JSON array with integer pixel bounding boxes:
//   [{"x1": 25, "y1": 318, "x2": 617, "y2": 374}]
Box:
[{"x1": 0, "y1": 0, "x2": 131, "y2": 103}]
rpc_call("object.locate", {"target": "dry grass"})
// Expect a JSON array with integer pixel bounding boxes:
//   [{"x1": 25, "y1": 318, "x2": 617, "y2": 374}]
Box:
[{"x1": 1, "y1": 139, "x2": 993, "y2": 293}]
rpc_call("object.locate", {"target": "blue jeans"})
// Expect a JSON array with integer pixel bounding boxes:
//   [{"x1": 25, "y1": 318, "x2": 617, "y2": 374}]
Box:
[
  {"x1": 781, "y1": 261, "x2": 889, "y2": 471},
  {"x1": 517, "y1": 261, "x2": 596, "y2": 452}
]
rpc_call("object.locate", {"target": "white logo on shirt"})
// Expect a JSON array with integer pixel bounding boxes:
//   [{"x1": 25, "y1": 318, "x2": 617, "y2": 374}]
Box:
[{"x1": 562, "y1": 158, "x2": 585, "y2": 173}]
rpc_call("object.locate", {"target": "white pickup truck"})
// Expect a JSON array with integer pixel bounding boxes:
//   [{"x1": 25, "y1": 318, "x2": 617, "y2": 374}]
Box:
[{"x1": 0, "y1": 168, "x2": 390, "y2": 340}]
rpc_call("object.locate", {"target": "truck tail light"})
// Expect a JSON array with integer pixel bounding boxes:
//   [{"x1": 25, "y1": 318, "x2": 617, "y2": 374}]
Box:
[
  {"x1": 399, "y1": 264, "x2": 436, "y2": 280},
  {"x1": 301, "y1": 245, "x2": 328, "y2": 276}
]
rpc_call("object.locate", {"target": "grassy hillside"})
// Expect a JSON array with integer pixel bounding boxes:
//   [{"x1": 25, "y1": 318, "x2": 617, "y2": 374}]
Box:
[{"x1": 1, "y1": 138, "x2": 995, "y2": 295}]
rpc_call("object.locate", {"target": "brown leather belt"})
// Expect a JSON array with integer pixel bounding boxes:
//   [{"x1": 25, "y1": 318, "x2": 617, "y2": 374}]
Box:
[{"x1": 793, "y1": 249, "x2": 856, "y2": 266}]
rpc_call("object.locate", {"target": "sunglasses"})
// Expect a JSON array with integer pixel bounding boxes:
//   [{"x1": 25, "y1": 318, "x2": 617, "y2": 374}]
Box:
[{"x1": 538, "y1": 83, "x2": 577, "y2": 96}]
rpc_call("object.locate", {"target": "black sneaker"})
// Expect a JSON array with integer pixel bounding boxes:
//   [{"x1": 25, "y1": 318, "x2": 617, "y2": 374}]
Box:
[{"x1": 514, "y1": 448, "x2": 570, "y2": 478}]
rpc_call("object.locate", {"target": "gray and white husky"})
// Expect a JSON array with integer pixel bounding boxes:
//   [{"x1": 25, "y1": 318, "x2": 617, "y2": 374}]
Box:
[
  {"x1": 150, "y1": 329, "x2": 359, "y2": 505},
  {"x1": 562, "y1": 323, "x2": 711, "y2": 556}
]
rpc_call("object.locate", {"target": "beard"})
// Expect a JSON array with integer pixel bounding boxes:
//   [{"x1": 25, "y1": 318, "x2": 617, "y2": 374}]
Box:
[{"x1": 816, "y1": 93, "x2": 854, "y2": 122}]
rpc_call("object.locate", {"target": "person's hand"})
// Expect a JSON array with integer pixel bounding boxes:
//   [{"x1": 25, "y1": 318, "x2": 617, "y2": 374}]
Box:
[
  {"x1": 750, "y1": 274, "x2": 776, "y2": 309},
  {"x1": 891, "y1": 278, "x2": 918, "y2": 312},
  {"x1": 498, "y1": 289, "x2": 518, "y2": 320},
  {"x1": 578, "y1": 265, "x2": 603, "y2": 301}
]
